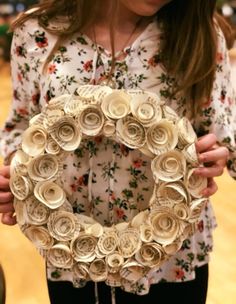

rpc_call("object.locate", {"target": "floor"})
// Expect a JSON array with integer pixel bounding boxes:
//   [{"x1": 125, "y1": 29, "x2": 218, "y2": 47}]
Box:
[{"x1": 0, "y1": 60, "x2": 236, "y2": 304}]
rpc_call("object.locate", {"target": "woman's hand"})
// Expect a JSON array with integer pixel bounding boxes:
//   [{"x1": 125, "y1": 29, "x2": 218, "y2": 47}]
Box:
[
  {"x1": 0, "y1": 166, "x2": 16, "y2": 225},
  {"x1": 195, "y1": 134, "x2": 229, "y2": 197}
]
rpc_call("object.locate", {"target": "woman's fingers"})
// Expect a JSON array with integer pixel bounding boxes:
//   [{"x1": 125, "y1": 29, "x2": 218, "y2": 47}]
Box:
[
  {"x1": 201, "y1": 178, "x2": 218, "y2": 197},
  {"x1": 198, "y1": 146, "x2": 229, "y2": 164},
  {"x1": 0, "y1": 175, "x2": 10, "y2": 190},
  {"x1": 194, "y1": 164, "x2": 224, "y2": 178},
  {"x1": 1, "y1": 212, "x2": 17, "y2": 226},
  {"x1": 0, "y1": 202, "x2": 14, "y2": 213},
  {"x1": 0, "y1": 166, "x2": 10, "y2": 178},
  {"x1": 0, "y1": 191, "x2": 14, "y2": 203},
  {"x1": 195, "y1": 134, "x2": 217, "y2": 153}
]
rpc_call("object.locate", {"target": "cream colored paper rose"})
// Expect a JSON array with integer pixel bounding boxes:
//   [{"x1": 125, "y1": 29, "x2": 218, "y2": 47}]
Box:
[
  {"x1": 118, "y1": 229, "x2": 142, "y2": 258},
  {"x1": 97, "y1": 230, "x2": 118, "y2": 255},
  {"x1": 77, "y1": 105, "x2": 105, "y2": 136},
  {"x1": 25, "y1": 196, "x2": 50, "y2": 225},
  {"x1": 10, "y1": 150, "x2": 30, "y2": 176},
  {"x1": 130, "y1": 91, "x2": 162, "y2": 127},
  {"x1": 102, "y1": 119, "x2": 116, "y2": 137},
  {"x1": 89, "y1": 259, "x2": 108, "y2": 282},
  {"x1": 116, "y1": 116, "x2": 146, "y2": 149},
  {"x1": 151, "y1": 150, "x2": 186, "y2": 182},
  {"x1": 177, "y1": 117, "x2": 197, "y2": 146},
  {"x1": 49, "y1": 117, "x2": 82, "y2": 151},
  {"x1": 101, "y1": 90, "x2": 131, "y2": 119},
  {"x1": 153, "y1": 181, "x2": 190, "y2": 207},
  {"x1": 47, "y1": 243, "x2": 73, "y2": 268},
  {"x1": 10, "y1": 174, "x2": 33, "y2": 201},
  {"x1": 28, "y1": 154, "x2": 60, "y2": 182},
  {"x1": 106, "y1": 252, "x2": 124, "y2": 273},
  {"x1": 185, "y1": 168, "x2": 208, "y2": 198},
  {"x1": 120, "y1": 259, "x2": 146, "y2": 283},
  {"x1": 71, "y1": 233, "x2": 97, "y2": 262},
  {"x1": 24, "y1": 226, "x2": 54, "y2": 249},
  {"x1": 22, "y1": 125, "x2": 47, "y2": 157},
  {"x1": 146, "y1": 119, "x2": 178, "y2": 155},
  {"x1": 45, "y1": 137, "x2": 61, "y2": 155},
  {"x1": 149, "y1": 207, "x2": 182, "y2": 245},
  {"x1": 34, "y1": 181, "x2": 66, "y2": 209},
  {"x1": 47, "y1": 211, "x2": 80, "y2": 241},
  {"x1": 135, "y1": 242, "x2": 164, "y2": 267},
  {"x1": 73, "y1": 263, "x2": 90, "y2": 280}
]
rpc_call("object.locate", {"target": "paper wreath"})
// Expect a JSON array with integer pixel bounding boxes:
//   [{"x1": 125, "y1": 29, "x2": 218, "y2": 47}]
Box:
[{"x1": 10, "y1": 85, "x2": 208, "y2": 286}]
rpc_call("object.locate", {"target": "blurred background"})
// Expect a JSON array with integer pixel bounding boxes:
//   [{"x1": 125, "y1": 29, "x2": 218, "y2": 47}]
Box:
[{"x1": 0, "y1": 1, "x2": 236, "y2": 303}]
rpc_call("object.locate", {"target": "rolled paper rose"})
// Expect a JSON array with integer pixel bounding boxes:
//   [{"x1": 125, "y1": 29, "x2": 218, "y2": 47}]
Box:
[
  {"x1": 10, "y1": 150, "x2": 30, "y2": 176},
  {"x1": 140, "y1": 224, "x2": 153, "y2": 243},
  {"x1": 189, "y1": 198, "x2": 207, "y2": 223},
  {"x1": 49, "y1": 117, "x2": 82, "y2": 151},
  {"x1": 13, "y1": 198, "x2": 26, "y2": 225},
  {"x1": 101, "y1": 90, "x2": 131, "y2": 119},
  {"x1": 162, "y1": 105, "x2": 179, "y2": 122},
  {"x1": 89, "y1": 259, "x2": 108, "y2": 282},
  {"x1": 131, "y1": 210, "x2": 149, "y2": 228},
  {"x1": 183, "y1": 143, "x2": 199, "y2": 166},
  {"x1": 97, "y1": 230, "x2": 118, "y2": 255},
  {"x1": 64, "y1": 96, "x2": 91, "y2": 116},
  {"x1": 115, "y1": 222, "x2": 129, "y2": 232},
  {"x1": 28, "y1": 154, "x2": 60, "y2": 182},
  {"x1": 24, "y1": 226, "x2": 54, "y2": 250},
  {"x1": 135, "y1": 242, "x2": 164, "y2": 267},
  {"x1": 71, "y1": 233, "x2": 97, "y2": 262},
  {"x1": 163, "y1": 238, "x2": 183, "y2": 255},
  {"x1": 106, "y1": 252, "x2": 124, "y2": 273},
  {"x1": 177, "y1": 117, "x2": 197, "y2": 146},
  {"x1": 29, "y1": 113, "x2": 44, "y2": 126},
  {"x1": 22, "y1": 125, "x2": 47, "y2": 157},
  {"x1": 173, "y1": 203, "x2": 191, "y2": 220},
  {"x1": 43, "y1": 108, "x2": 65, "y2": 129},
  {"x1": 25, "y1": 196, "x2": 50, "y2": 225},
  {"x1": 139, "y1": 144, "x2": 155, "y2": 159},
  {"x1": 118, "y1": 228, "x2": 141, "y2": 258},
  {"x1": 185, "y1": 168, "x2": 208, "y2": 198},
  {"x1": 75, "y1": 214, "x2": 97, "y2": 230},
  {"x1": 130, "y1": 91, "x2": 162, "y2": 127},
  {"x1": 151, "y1": 150, "x2": 186, "y2": 182},
  {"x1": 146, "y1": 119, "x2": 178, "y2": 155},
  {"x1": 47, "y1": 211, "x2": 80, "y2": 241},
  {"x1": 116, "y1": 116, "x2": 146, "y2": 149},
  {"x1": 106, "y1": 272, "x2": 122, "y2": 287},
  {"x1": 34, "y1": 181, "x2": 66, "y2": 209},
  {"x1": 45, "y1": 137, "x2": 61, "y2": 155},
  {"x1": 85, "y1": 223, "x2": 104, "y2": 238},
  {"x1": 102, "y1": 119, "x2": 116, "y2": 137},
  {"x1": 77, "y1": 105, "x2": 105, "y2": 136},
  {"x1": 10, "y1": 174, "x2": 33, "y2": 200},
  {"x1": 73, "y1": 262, "x2": 90, "y2": 280},
  {"x1": 47, "y1": 94, "x2": 72, "y2": 110},
  {"x1": 76, "y1": 84, "x2": 112, "y2": 102},
  {"x1": 47, "y1": 243, "x2": 73, "y2": 268},
  {"x1": 154, "y1": 181, "x2": 190, "y2": 206},
  {"x1": 149, "y1": 206, "x2": 181, "y2": 245},
  {"x1": 120, "y1": 259, "x2": 147, "y2": 283}
]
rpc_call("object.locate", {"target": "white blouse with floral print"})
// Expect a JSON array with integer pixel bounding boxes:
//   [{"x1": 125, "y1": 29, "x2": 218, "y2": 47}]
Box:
[{"x1": 1, "y1": 17, "x2": 236, "y2": 295}]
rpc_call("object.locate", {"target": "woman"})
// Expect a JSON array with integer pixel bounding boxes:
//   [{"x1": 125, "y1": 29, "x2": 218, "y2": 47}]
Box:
[{"x1": 0, "y1": 0, "x2": 235, "y2": 303}]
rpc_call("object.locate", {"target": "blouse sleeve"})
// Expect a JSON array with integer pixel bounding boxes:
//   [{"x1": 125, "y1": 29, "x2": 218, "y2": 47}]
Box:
[
  {"x1": 0, "y1": 22, "x2": 41, "y2": 164},
  {"x1": 193, "y1": 26, "x2": 236, "y2": 179}
]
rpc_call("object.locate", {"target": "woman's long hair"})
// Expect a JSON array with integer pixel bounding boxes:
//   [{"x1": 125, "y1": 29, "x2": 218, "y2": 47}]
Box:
[{"x1": 11, "y1": 0, "x2": 234, "y2": 116}]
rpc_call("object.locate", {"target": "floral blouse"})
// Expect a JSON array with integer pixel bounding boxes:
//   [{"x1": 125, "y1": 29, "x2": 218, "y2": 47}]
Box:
[{"x1": 0, "y1": 17, "x2": 236, "y2": 295}]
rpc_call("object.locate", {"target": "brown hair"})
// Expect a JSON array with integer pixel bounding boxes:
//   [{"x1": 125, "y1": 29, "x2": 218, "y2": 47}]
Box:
[{"x1": 11, "y1": 0, "x2": 234, "y2": 116}]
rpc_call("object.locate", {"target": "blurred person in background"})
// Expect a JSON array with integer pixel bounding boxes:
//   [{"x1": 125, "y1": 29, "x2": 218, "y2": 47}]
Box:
[{"x1": 0, "y1": 1, "x2": 235, "y2": 303}]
